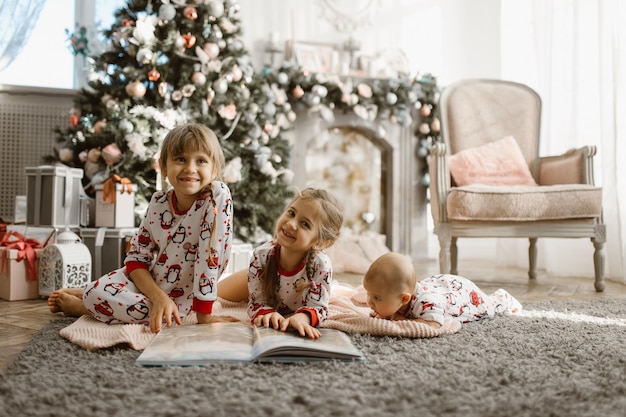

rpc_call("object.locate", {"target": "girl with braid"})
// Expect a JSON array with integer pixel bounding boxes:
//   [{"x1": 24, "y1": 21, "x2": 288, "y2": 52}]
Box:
[
  {"x1": 221, "y1": 188, "x2": 343, "y2": 339},
  {"x1": 48, "y1": 124, "x2": 233, "y2": 332}
]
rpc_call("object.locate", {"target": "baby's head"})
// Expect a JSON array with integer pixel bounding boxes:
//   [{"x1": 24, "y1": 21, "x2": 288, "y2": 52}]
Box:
[{"x1": 362, "y1": 252, "x2": 416, "y2": 319}]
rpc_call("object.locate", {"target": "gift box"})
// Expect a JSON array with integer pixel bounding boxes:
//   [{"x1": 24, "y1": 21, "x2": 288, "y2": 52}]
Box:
[
  {"x1": 94, "y1": 176, "x2": 137, "y2": 228},
  {"x1": 80, "y1": 227, "x2": 137, "y2": 280},
  {"x1": 25, "y1": 165, "x2": 83, "y2": 228},
  {"x1": 0, "y1": 231, "x2": 44, "y2": 301},
  {"x1": 224, "y1": 241, "x2": 253, "y2": 276}
]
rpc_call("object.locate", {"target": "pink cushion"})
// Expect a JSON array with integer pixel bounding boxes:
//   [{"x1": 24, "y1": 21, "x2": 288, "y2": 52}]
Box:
[{"x1": 448, "y1": 136, "x2": 537, "y2": 186}]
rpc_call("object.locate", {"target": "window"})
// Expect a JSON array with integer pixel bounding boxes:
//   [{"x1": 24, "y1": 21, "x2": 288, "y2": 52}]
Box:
[{"x1": 0, "y1": 0, "x2": 125, "y2": 89}]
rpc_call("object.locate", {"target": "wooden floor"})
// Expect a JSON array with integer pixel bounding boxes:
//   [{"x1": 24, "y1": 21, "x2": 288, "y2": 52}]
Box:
[{"x1": 1, "y1": 258, "x2": 624, "y2": 370}]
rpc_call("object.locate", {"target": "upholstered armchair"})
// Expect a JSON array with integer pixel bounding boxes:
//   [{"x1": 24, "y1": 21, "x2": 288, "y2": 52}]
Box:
[{"x1": 429, "y1": 79, "x2": 606, "y2": 291}]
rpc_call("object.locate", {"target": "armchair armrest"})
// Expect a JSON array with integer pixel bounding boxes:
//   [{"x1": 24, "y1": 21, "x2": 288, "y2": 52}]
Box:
[
  {"x1": 428, "y1": 142, "x2": 452, "y2": 223},
  {"x1": 538, "y1": 146, "x2": 597, "y2": 185}
]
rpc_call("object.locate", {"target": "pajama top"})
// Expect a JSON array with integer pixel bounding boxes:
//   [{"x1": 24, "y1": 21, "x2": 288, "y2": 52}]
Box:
[
  {"x1": 82, "y1": 182, "x2": 232, "y2": 324},
  {"x1": 247, "y1": 241, "x2": 333, "y2": 327},
  {"x1": 405, "y1": 274, "x2": 522, "y2": 325}
]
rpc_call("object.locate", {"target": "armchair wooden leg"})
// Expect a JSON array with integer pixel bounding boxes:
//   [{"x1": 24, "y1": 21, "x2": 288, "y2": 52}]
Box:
[
  {"x1": 528, "y1": 238, "x2": 538, "y2": 280},
  {"x1": 592, "y1": 238, "x2": 606, "y2": 292},
  {"x1": 451, "y1": 237, "x2": 458, "y2": 275},
  {"x1": 437, "y1": 234, "x2": 452, "y2": 274}
]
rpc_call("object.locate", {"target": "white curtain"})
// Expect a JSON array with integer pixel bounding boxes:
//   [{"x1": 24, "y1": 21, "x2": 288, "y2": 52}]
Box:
[
  {"x1": 499, "y1": 0, "x2": 626, "y2": 283},
  {"x1": 0, "y1": 0, "x2": 48, "y2": 71}
]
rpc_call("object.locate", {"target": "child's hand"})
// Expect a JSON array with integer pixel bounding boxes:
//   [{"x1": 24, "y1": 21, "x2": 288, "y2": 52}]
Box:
[
  {"x1": 282, "y1": 312, "x2": 321, "y2": 339},
  {"x1": 149, "y1": 293, "x2": 182, "y2": 333},
  {"x1": 253, "y1": 312, "x2": 285, "y2": 330},
  {"x1": 196, "y1": 312, "x2": 240, "y2": 324}
]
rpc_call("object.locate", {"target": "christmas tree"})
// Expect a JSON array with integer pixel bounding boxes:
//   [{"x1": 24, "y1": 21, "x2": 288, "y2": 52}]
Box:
[
  {"x1": 50, "y1": 0, "x2": 440, "y2": 243},
  {"x1": 50, "y1": 0, "x2": 294, "y2": 242}
]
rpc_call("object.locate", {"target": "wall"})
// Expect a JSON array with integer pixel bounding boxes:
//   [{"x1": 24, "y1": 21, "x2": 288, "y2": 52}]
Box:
[{"x1": 238, "y1": 0, "x2": 502, "y2": 86}]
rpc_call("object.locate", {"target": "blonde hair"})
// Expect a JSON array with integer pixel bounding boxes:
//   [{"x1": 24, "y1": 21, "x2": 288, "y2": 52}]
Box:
[
  {"x1": 262, "y1": 188, "x2": 344, "y2": 308},
  {"x1": 363, "y1": 252, "x2": 416, "y2": 295},
  {"x1": 159, "y1": 123, "x2": 225, "y2": 183},
  {"x1": 159, "y1": 123, "x2": 225, "y2": 252}
]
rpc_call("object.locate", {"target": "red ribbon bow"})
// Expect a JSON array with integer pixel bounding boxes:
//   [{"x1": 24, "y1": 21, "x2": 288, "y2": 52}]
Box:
[
  {"x1": 0, "y1": 231, "x2": 43, "y2": 281},
  {"x1": 103, "y1": 174, "x2": 133, "y2": 204}
]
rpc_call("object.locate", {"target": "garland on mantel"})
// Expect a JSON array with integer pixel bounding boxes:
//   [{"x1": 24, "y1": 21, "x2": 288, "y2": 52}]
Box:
[{"x1": 260, "y1": 61, "x2": 441, "y2": 188}]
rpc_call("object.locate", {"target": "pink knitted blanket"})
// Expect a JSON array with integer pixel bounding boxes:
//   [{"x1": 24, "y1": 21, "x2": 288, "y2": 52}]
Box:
[{"x1": 59, "y1": 285, "x2": 461, "y2": 351}]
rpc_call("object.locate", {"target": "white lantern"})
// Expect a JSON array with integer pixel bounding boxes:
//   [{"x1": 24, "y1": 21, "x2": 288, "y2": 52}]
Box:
[{"x1": 39, "y1": 229, "x2": 92, "y2": 297}]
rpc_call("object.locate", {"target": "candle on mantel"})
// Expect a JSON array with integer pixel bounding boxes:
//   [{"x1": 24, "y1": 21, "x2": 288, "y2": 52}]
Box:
[{"x1": 268, "y1": 31, "x2": 280, "y2": 48}]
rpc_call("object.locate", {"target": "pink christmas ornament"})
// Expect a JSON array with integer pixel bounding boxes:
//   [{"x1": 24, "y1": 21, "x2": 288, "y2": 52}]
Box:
[
  {"x1": 292, "y1": 85, "x2": 304, "y2": 99},
  {"x1": 191, "y1": 71, "x2": 207, "y2": 86},
  {"x1": 430, "y1": 118, "x2": 441, "y2": 132},
  {"x1": 101, "y1": 143, "x2": 123, "y2": 165},
  {"x1": 420, "y1": 105, "x2": 431, "y2": 117},
  {"x1": 202, "y1": 42, "x2": 220, "y2": 59},
  {"x1": 126, "y1": 80, "x2": 146, "y2": 98}
]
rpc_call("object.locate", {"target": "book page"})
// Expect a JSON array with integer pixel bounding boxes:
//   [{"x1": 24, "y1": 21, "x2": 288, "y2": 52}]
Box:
[
  {"x1": 135, "y1": 322, "x2": 255, "y2": 366},
  {"x1": 251, "y1": 327, "x2": 365, "y2": 362}
]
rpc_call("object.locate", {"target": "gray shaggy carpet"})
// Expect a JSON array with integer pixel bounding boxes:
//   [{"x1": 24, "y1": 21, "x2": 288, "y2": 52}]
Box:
[{"x1": 1, "y1": 299, "x2": 625, "y2": 417}]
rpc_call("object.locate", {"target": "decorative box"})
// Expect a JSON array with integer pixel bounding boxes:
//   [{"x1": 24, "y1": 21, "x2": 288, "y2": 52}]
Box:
[
  {"x1": 94, "y1": 178, "x2": 137, "y2": 228},
  {"x1": 39, "y1": 230, "x2": 92, "y2": 297},
  {"x1": 0, "y1": 247, "x2": 42, "y2": 301},
  {"x1": 80, "y1": 227, "x2": 137, "y2": 280},
  {"x1": 25, "y1": 165, "x2": 83, "y2": 228}
]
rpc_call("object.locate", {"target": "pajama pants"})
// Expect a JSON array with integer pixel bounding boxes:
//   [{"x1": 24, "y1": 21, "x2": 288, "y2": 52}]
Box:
[{"x1": 82, "y1": 267, "x2": 194, "y2": 325}]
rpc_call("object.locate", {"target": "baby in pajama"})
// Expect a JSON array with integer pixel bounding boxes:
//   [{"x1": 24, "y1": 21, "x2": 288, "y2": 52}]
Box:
[{"x1": 361, "y1": 253, "x2": 522, "y2": 327}]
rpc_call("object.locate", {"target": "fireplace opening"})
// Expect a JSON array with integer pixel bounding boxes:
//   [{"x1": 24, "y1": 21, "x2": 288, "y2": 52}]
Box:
[{"x1": 305, "y1": 126, "x2": 386, "y2": 235}]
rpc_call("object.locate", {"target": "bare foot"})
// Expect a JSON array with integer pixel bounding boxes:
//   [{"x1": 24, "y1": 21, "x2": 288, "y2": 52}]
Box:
[{"x1": 48, "y1": 288, "x2": 88, "y2": 316}]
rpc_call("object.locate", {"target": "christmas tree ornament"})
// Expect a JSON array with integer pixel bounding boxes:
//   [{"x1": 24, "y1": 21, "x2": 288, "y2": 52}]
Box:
[
  {"x1": 136, "y1": 48, "x2": 153, "y2": 64},
  {"x1": 191, "y1": 71, "x2": 207, "y2": 86},
  {"x1": 430, "y1": 118, "x2": 441, "y2": 132},
  {"x1": 158, "y1": 82, "x2": 169, "y2": 97},
  {"x1": 207, "y1": 0, "x2": 225, "y2": 18},
  {"x1": 206, "y1": 88, "x2": 215, "y2": 105},
  {"x1": 202, "y1": 42, "x2": 220, "y2": 59},
  {"x1": 147, "y1": 68, "x2": 160, "y2": 81},
  {"x1": 419, "y1": 104, "x2": 431, "y2": 117},
  {"x1": 276, "y1": 72, "x2": 289, "y2": 85},
  {"x1": 231, "y1": 65, "x2": 242, "y2": 82},
  {"x1": 69, "y1": 113, "x2": 79, "y2": 127},
  {"x1": 213, "y1": 78, "x2": 228, "y2": 94},
  {"x1": 101, "y1": 143, "x2": 123, "y2": 165},
  {"x1": 87, "y1": 148, "x2": 101, "y2": 163},
  {"x1": 183, "y1": 6, "x2": 198, "y2": 20},
  {"x1": 38, "y1": 229, "x2": 92, "y2": 297},
  {"x1": 182, "y1": 34, "x2": 197, "y2": 48},
  {"x1": 292, "y1": 85, "x2": 304, "y2": 99},
  {"x1": 386, "y1": 92, "x2": 398, "y2": 105},
  {"x1": 158, "y1": 4, "x2": 176, "y2": 21},
  {"x1": 119, "y1": 119, "x2": 134, "y2": 133},
  {"x1": 93, "y1": 120, "x2": 106, "y2": 134},
  {"x1": 125, "y1": 80, "x2": 147, "y2": 97}
]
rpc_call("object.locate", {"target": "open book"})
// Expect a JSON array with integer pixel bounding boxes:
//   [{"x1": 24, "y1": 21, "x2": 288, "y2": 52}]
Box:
[{"x1": 135, "y1": 322, "x2": 365, "y2": 365}]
